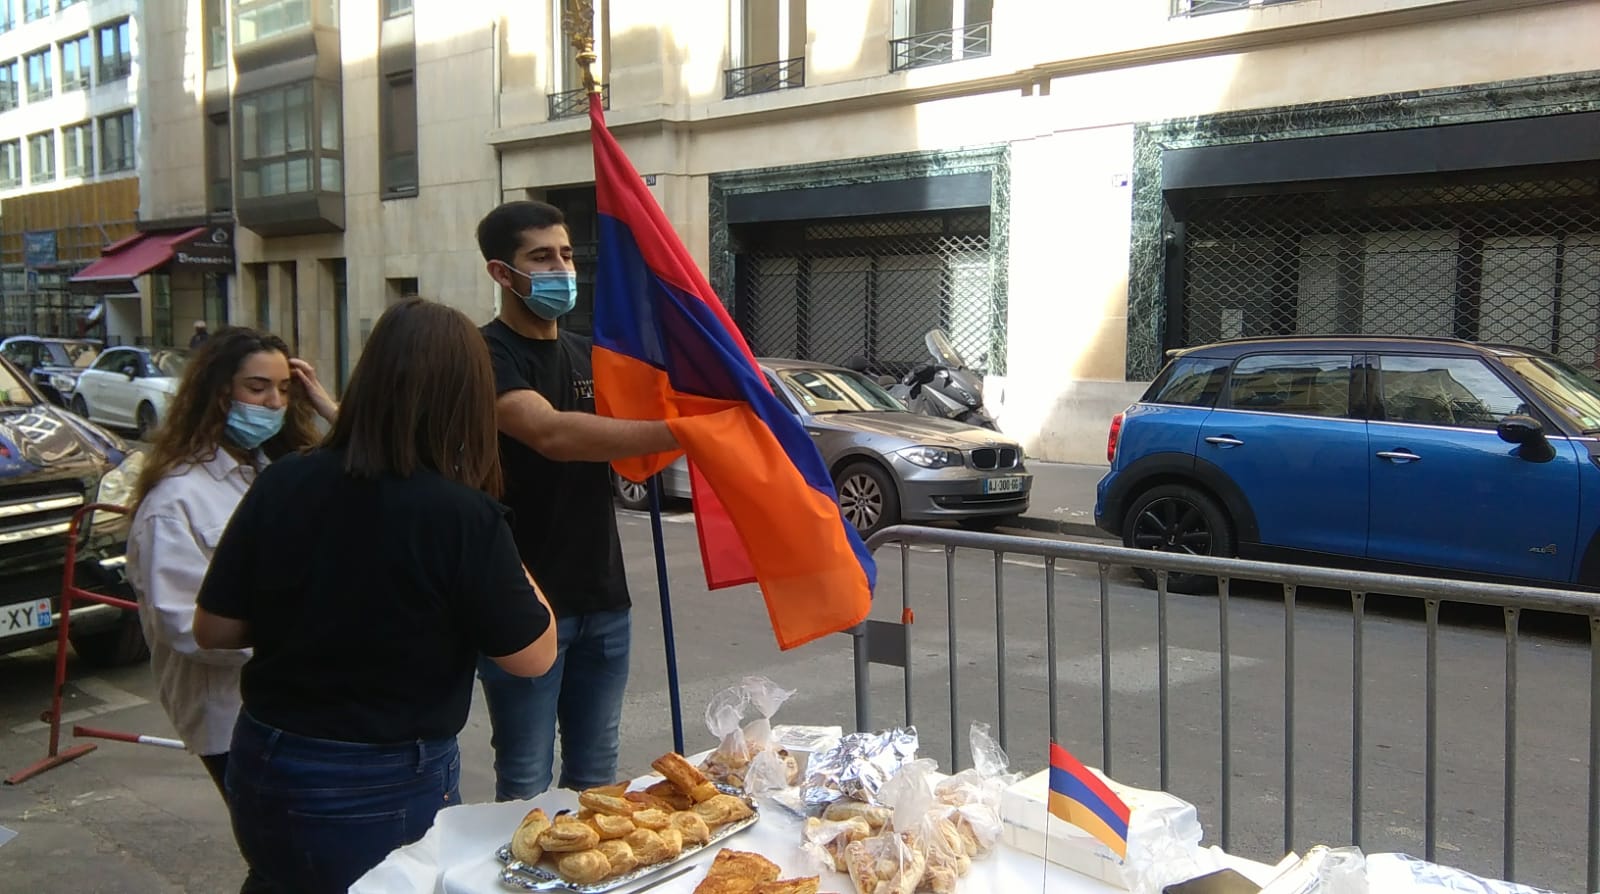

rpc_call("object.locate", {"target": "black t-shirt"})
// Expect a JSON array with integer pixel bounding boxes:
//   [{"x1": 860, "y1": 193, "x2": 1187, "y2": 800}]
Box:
[
  {"x1": 481, "y1": 319, "x2": 629, "y2": 619},
  {"x1": 196, "y1": 449, "x2": 551, "y2": 744}
]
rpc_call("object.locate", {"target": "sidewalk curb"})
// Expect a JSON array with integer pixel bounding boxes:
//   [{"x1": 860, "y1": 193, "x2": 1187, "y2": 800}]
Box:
[{"x1": 1003, "y1": 515, "x2": 1115, "y2": 541}]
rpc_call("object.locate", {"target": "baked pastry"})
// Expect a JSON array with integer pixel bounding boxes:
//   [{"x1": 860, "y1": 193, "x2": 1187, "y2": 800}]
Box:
[
  {"x1": 657, "y1": 826, "x2": 685, "y2": 860},
  {"x1": 843, "y1": 836, "x2": 926, "y2": 894},
  {"x1": 588, "y1": 782, "x2": 629, "y2": 799},
  {"x1": 626, "y1": 789, "x2": 681, "y2": 812},
  {"x1": 579, "y1": 790, "x2": 637, "y2": 817},
  {"x1": 625, "y1": 828, "x2": 674, "y2": 866},
  {"x1": 510, "y1": 807, "x2": 551, "y2": 864},
  {"x1": 824, "y1": 799, "x2": 892, "y2": 831},
  {"x1": 654, "y1": 752, "x2": 720, "y2": 803},
  {"x1": 595, "y1": 839, "x2": 638, "y2": 877},
  {"x1": 645, "y1": 780, "x2": 696, "y2": 811},
  {"x1": 755, "y1": 880, "x2": 821, "y2": 894},
  {"x1": 632, "y1": 808, "x2": 672, "y2": 830},
  {"x1": 692, "y1": 793, "x2": 755, "y2": 826},
  {"x1": 538, "y1": 818, "x2": 600, "y2": 853},
  {"x1": 692, "y1": 849, "x2": 783, "y2": 894},
  {"x1": 586, "y1": 813, "x2": 636, "y2": 840},
  {"x1": 801, "y1": 816, "x2": 873, "y2": 872},
  {"x1": 670, "y1": 809, "x2": 713, "y2": 846},
  {"x1": 557, "y1": 849, "x2": 611, "y2": 885}
]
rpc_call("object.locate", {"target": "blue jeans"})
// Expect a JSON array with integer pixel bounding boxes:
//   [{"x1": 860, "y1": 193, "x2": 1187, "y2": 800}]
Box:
[
  {"x1": 225, "y1": 711, "x2": 461, "y2": 894},
  {"x1": 477, "y1": 609, "x2": 630, "y2": 800}
]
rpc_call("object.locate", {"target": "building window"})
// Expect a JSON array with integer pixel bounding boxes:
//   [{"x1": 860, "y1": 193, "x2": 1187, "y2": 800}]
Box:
[
  {"x1": 249, "y1": 263, "x2": 270, "y2": 332},
  {"x1": 28, "y1": 130, "x2": 54, "y2": 183},
  {"x1": 62, "y1": 121, "x2": 89, "y2": 176},
  {"x1": 891, "y1": 0, "x2": 991, "y2": 71},
  {"x1": 1173, "y1": 0, "x2": 1298, "y2": 15},
  {"x1": 384, "y1": 0, "x2": 411, "y2": 17},
  {"x1": 237, "y1": 81, "x2": 342, "y2": 198},
  {"x1": 235, "y1": 0, "x2": 313, "y2": 48},
  {"x1": 98, "y1": 110, "x2": 134, "y2": 172},
  {"x1": 0, "y1": 60, "x2": 17, "y2": 111},
  {"x1": 385, "y1": 277, "x2": 418, "y2": 305},
  {"x1": 25, "y1": 48, "x2": 51, "y2": 101},
  {"x1": 60, "y1": 33, "x2": 89, "y2": 91},
  {"x1": 205, "y1": 0, "x2": 228, "y2": 69},
  {"x1": 0, "y1": 140, "x2": 20, "y2": 188},
  {"x1": 381, "y1": 72, "x2": 417, "y2": 196},
  {"x1": 24, "y1": 0, "x2": 45, "y2": 23},
  {"x1": 97, "y1": 19, "x2": 131, "y2": 83},
  {"x1": 208, "y1": 113, "x2": 232, "y2": 211},
  {"x1": 727, "y1": 0, "x2": 805, "y2": 98},
  {"x1": 0, "y1": 2, "x2": 13, "y2": 34},
  {"x1": 59, "y1": 0, "x2": 84, "y2": 9}
]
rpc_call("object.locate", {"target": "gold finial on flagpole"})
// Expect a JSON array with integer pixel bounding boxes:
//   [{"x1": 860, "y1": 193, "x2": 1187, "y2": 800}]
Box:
[{"x1": 562, "y1": 0, "x2": 600, "y2": 94}]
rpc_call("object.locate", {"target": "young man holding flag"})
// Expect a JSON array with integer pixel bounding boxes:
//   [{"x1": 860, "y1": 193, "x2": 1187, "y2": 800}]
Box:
[{"x1": 474, "y1": 200, "x2": 678, "y2": 801}]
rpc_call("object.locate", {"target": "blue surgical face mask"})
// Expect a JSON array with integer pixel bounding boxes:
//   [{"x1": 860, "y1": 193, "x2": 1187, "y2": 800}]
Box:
[
  {"x1": 226, "y1": 401, "x2": 285, "y2": 450},
  {"x1": 499, "y1": 262, "x2": 577, "y2": 321}
]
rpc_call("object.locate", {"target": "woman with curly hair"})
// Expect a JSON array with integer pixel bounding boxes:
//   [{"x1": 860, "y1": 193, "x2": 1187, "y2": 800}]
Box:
[{"x1": 126, "y1": 327, "x2": 337, "y2": 892}]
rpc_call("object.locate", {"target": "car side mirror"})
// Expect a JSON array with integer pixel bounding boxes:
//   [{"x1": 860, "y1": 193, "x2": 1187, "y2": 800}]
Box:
[
  {"x1": 124, "y1": 369, "x2": 137, "y2": 381},
  {"x1": 1498, "y1": 415, "x2": 1555, "y2": 463}
]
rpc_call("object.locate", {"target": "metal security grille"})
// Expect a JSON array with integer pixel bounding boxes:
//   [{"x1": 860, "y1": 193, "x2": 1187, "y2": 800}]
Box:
[
  {"x1": 1176, "y1": 166, "x2": 1600, "y2": 372},
  {"x1": 733, "y1": 210, "x2": 1002, "y2": 375}
]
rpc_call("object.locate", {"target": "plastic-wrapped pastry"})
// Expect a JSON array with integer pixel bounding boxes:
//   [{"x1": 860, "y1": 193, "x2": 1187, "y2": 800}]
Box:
[
  {"x1": 670, "y1": 810, "x2": 713, "y2": 846},
  {"x1": 538, "y1": 819, "x2": 600, "y2": 853},
  {"x1": 631, "y1": 808, "x2": 672, "y2": 831},
  {"x1": 557, "y1": 849, "x2": 611, "y2": 885},
  {"x1": 692, "y1": 793, "x2": 754, "y2": 826},
  {"x1": 824, "y1": 799, "x2": 893, "y2": 831},
  {"x1": 595, "y1": 839, "x2": 638, "y2": 877},
  {"x1": 801, "y1": 816, "x2": 873, "y2": 872},
  {"x1": 843, "y1": 835, "x2": 926, "y2": 894},
  {"x1": 510, "y1": 807, "x2": 551, "y2": 864}
]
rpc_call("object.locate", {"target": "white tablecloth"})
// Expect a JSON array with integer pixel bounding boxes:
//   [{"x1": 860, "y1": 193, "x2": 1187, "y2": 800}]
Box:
[{"x1": 352, "y1": 778, "x2": 1282, "y2": 894}]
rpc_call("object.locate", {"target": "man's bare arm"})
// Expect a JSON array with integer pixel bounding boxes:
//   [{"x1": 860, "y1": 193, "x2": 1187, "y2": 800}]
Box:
[{"x1": 496, "y1": 389, "x2": 678, "y2": 462}]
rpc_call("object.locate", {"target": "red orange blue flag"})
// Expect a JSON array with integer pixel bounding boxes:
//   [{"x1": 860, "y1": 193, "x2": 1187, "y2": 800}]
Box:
[
  {"x1": 1048, "y1": 742, "x2": 1132, "y2": 858},
  {"x1": 584, "y1": 98, "x2": 877, "y2": 650}
]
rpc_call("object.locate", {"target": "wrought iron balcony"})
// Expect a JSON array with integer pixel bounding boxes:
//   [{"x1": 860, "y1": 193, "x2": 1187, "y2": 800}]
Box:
[
  {"x1": 548, "y1": 84, "x2": 609, "y2": 121},
  {"x1": 1172, "y1": 0, "x2": 1299, "y2": 15},
  {"x1": 890, "y1": 22, "x2": 991, "y2": 72},
  {"x1": 724, "y1": 57, "x2": 805, "y2": 99}
]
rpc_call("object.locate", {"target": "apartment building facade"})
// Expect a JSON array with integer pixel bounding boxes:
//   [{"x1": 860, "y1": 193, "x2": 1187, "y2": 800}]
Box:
[
  {"x1": 139, "y1": 0, "x2": 1600, "y2": 461},
  {"x1": 0, "y1": 0, "x2": 141, "y2": 340}
]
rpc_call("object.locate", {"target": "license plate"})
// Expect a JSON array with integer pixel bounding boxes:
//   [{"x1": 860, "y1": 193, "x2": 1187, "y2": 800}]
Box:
[
  {"x1": 0, "y1": 598, "x2": 53, "y2": 640},
  {"x1": 984, "y1": 476, "x2": 1024, "y2": 494}
]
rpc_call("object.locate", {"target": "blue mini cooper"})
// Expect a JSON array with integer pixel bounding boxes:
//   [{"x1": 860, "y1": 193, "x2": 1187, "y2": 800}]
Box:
[{"x1": 1096, "y1": 336, "x2": 1600, "y2": 593}]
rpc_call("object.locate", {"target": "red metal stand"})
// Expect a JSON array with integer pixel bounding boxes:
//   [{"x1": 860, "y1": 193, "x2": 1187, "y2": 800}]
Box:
[{"x1": 6, "y1": 503, "x2": 141, "y2": 786}]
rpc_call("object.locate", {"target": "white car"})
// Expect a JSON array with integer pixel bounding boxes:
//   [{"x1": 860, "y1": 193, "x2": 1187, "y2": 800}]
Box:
[{"x1": 71, "y1": 347, "x2": 187, "y2": 439}]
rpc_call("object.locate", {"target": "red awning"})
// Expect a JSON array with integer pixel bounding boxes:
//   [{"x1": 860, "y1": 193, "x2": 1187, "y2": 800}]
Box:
[{"x1": 70, "y1": 227, "x2": 208, "y2": 283}]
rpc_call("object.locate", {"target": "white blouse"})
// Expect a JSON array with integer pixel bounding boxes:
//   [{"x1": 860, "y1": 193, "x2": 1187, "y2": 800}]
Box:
[{"x1": 126, "y1": 449, "x2": 261, "y2": 756}]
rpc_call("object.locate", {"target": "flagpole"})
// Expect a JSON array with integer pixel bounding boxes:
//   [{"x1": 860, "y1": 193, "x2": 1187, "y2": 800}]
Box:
[
  {"x1": 648, "y1": 477, "x2": 687, "y2": 754},
  {"x1": 566, "y1": 0, "x2": 686, "y2": 754}
]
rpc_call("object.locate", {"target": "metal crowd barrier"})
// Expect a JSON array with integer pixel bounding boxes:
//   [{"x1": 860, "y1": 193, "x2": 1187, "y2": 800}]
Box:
[{"x1": 850, "y1": 524, "x2": 1600, "y2": 892}]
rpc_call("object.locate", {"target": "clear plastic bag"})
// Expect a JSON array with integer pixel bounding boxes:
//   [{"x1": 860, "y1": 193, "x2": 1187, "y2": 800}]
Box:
[
  {"x1": 843, "y1": 831, "x2": 927, "y2": 894},
  {"x1": 700, "y1": 676, "x2": 797, "y2": 790},
  {"x1": 1118, "y1": 800, "x2": 1220, "y2": 894},
  {"x1": 800, "y1": 815, "x2": 874, "y2": 874}
]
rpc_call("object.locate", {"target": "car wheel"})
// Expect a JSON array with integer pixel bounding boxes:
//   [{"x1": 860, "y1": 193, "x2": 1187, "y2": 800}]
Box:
[
  {"x1": 613, "y1": 472, "x2": 653, "y2": 512},
  {"x1": 69, "y1": 612, "x2": 149, "y2": 668},
  {"x1": 136, "y1": 402, "x2": 159, "y2": 440},
  {"x1": 71, "y1": 394, "x2": 90, "y2": 419},
  {"x1": 1121, "y1": 483, "x2": 1234, "y2": 595},
  {"x1": 835, "y1": 461, "x2": 900, "y2": 539}
]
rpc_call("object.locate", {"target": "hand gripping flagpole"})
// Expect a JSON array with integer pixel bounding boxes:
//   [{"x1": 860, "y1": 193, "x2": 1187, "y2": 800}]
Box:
[{"x1": 567, "y1": 0, "x2": 686, "y2": 755}]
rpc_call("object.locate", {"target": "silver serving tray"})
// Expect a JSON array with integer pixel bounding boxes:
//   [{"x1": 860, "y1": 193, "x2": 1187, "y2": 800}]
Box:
[{"x1": 497, "y1": 789, "x2": 759, "y2": 892}]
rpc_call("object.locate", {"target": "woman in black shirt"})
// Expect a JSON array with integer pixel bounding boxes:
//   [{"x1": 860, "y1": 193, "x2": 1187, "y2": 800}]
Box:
[{"x1": 194, "y1": 298, "x2": 556, "y2": 893}]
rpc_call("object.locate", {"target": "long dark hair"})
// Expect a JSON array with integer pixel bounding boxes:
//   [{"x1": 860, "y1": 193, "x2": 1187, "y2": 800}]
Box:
[
  {"x1": 324, "y1": 298, "x2": 503, "y2": 496},
  {"x1": 133, "y1": 327, "x2": 321, "y2": 505}
]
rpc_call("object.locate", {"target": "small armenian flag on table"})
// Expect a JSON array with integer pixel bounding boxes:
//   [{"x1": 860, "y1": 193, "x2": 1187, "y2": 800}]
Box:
[{"x1": 1047, "y1": 742, "x2": 1133, "y2": 859}]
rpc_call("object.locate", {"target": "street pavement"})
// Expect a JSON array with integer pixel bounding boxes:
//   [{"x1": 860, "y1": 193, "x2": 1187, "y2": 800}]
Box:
[{"x1": 1, "y1": 490, "x2": 1591, "y2": 893}]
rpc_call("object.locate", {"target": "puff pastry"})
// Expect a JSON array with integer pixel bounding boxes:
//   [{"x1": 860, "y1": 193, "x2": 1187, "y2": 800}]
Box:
[
  {"x1": 586, "y1": 813, "x2": 636, "y2": 841},
  {"x1": 626, "y1": 789, "x2": 681, "y2": 812},
  {"x1": 692, "y1": 849, "x2": 782, "y2": 894},
  {"x1": 692, "y1": 793, "x2": 755, "y2": 826},
  {"x1": 588, "y1": 782, "x2": 629, "y2": 799},
  {"x1": 657, "y1": 826, "x2": 685, "y2": 861},
  {"x1": 653, "y1": 752, "x2": 720, "y2": 803},
  {"x1": 631, "y1": 808, "x2": 672, "y2": 830},
  {"x1": 624, "y1": 828, "x2": 674, "y2": 866},
  {"x1": 538, "y1": 819, "x2": 600, "y2": 853},
  {"x1": 595, "y1": 839, "x2": 639, "y2": 877},
  {"x1": 670, "y1": 809, "x2": 714, "y2": 846},
  {"x1": 557, "y1": 849, "x2": 611, "y2": 885},
  {"x1": 579, "y1": 790, "x2": 637, "y2": 817},
  {"x1": 510, "y1": 807, "x2": 551, "y2": 864},
  {"x1": 824, "y1": 799, "x2": 892, "y2": 831},
  {"x1": 755, "y1": 880, "x2": 821, "y2": 894}
]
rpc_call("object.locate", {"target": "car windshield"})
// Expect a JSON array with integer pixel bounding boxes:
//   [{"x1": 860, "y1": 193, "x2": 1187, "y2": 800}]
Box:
[
  {"x1": 0, "y1": 360, "x2": 39, "y2": 408},
  {"x1": 43, "y1": 341, "x2": 99, "y2": 368},
  {"x1": 1501, "y1": 355, "x2": 1600, "y2": 433},
  {"x1": 150, "y1": 350, "x2": 188, "y2": 378},
  {"x1": 775, "y1": 368, "x2": 905, "y2": 414}
]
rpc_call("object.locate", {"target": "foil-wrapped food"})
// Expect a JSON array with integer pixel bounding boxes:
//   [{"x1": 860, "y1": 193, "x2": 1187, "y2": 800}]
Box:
[{"x1": 801, "y1": 726, "x2": 919, "y2": 807}]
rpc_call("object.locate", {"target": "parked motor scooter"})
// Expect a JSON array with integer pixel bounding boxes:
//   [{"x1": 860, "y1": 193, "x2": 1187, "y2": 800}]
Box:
[{"x1": 848, "y1": 329, "x2": 997, "y2": 430}]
